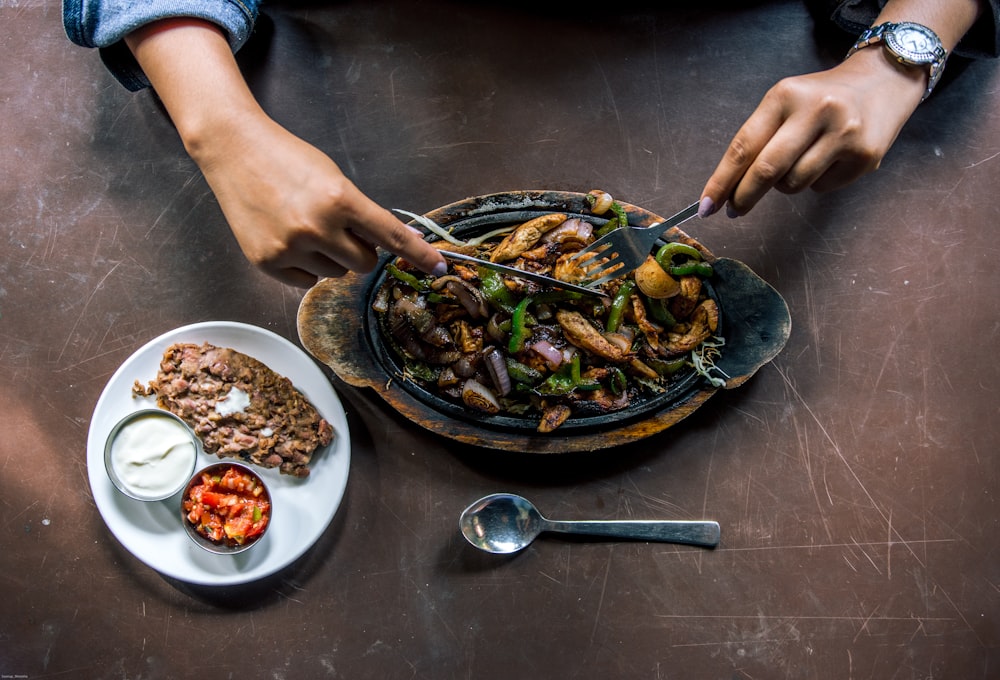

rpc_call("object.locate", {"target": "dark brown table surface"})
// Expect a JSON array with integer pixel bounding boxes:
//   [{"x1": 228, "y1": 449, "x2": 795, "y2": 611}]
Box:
[{"x1": 3, "y1": 2, "x2": 999, "y2": 678}]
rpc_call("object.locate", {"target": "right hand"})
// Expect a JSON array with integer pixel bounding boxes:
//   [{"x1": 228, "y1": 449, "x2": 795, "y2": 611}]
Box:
[
  {"x1": 126, "y1": 18, "x2": 445, "y2": 289},
  {"x1": 194, "y1": 114, "x2": 446, "y2": 288}
]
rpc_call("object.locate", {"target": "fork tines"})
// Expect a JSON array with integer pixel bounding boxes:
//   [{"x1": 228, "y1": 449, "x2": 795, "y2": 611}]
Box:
[
  {"x1": 571, "y1": 250, "x2": 628, "y2": 288},
  {"x1": 581, "y1": 264, "x2": 628, "y2": 289},
  {"x1": 569, "y1": 242, "x2": 609, "y2": 269}
]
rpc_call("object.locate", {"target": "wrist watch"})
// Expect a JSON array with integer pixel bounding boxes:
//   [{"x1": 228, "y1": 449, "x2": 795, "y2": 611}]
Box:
[{"x1": 846, "y1": 21, "x2": 948, "y2": 101}]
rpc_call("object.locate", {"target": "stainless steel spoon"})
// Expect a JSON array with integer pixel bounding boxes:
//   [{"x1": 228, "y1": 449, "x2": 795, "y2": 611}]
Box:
[{"x1": 459, "y1": 493, "x2": 720, "y2": 554}]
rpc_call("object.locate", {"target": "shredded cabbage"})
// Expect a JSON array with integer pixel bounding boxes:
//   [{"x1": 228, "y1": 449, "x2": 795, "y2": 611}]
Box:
[
  {"x1": 690, "y1": 337, "x2": 729, "y2": 388},
  {"x1": 393, "y1": 209, "x2": 514, "y2": 247},
  {"x1": 393, "y1": 209, "x2": 466, "y2": 246}
]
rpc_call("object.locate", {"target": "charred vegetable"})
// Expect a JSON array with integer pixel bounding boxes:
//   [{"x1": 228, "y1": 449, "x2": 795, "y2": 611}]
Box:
[{"x1": 374, "y1": 191, "x2": 722, "y2": 432}]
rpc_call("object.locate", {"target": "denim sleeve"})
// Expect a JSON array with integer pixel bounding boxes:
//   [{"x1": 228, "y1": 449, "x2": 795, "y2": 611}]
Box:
[{"x1": 62, "y1": 0, "x2": 260, "y2": 91}]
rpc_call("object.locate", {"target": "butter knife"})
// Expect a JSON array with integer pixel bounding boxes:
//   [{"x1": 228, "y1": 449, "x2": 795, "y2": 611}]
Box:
[{"x1": 439, "y1": 250, "x2": 605, "y2": 297}]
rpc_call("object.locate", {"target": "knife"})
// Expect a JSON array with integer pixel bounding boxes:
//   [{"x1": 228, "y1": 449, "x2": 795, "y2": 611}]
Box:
[{"x1": 439, "y1": 250, "x2": 606, "y2": 297}]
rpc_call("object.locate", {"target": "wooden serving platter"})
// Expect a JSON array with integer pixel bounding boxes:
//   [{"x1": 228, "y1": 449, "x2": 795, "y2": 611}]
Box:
[{"x1": 297, "y1": 191, "x2": 791, "y2": 453}]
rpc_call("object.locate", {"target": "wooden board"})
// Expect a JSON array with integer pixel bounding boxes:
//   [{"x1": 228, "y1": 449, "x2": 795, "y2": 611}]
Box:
[{"x1": 296, "y1": 191, "x2": 791, "y2": 453}]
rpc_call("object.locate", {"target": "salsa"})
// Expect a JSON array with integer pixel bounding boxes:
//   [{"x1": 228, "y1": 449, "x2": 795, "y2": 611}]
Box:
[{"x1": 182, "y1": 465, "x2": 270, "y2": 547}]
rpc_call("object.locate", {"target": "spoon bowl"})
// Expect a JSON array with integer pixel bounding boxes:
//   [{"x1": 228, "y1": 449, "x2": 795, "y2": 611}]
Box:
[{"x1": 459, "y1": 493, "x2": 720, "y2": 554}]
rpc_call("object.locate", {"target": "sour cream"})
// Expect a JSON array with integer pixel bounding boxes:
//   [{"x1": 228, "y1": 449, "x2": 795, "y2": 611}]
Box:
[
  {"x1": 215, "y1": 387, "x2": 251, "y2": 417},
  {"x1": 108, "y1": 411, "x2": 198, "y2": 500}
]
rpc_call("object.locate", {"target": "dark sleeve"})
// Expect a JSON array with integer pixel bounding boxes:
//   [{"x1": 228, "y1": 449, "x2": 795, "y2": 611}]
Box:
[{"x1": 803, "y1": 0, "x2": 1000, "y2": 58}]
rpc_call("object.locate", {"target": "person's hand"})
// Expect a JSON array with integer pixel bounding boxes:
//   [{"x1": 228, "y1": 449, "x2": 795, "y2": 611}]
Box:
[
  {"x1": 194, "y1": 113, "x2": 446, "y2": 288},
  {"x1": 698, "y1": 46, "x2": 926, "y2": 218},
  {"x1": 125, "y1": 17, "x2": 445, "y2": 288}
]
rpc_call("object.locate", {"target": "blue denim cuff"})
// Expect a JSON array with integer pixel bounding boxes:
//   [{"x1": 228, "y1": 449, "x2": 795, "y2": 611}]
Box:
[{"x1": 63, "y1": 0, "x2": 259, "y2": 91}]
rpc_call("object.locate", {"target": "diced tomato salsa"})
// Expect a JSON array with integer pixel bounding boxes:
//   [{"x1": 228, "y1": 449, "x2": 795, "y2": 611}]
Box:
[{"x1": 182, "y1": 466, "x2": 270, "y2": 547}]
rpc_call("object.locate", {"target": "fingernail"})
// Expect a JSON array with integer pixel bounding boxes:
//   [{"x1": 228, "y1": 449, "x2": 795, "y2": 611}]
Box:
[
  {"x1": 697, "y1": 196, "x2": 717, "y2": 218},
  {"x1": 698, "y1": 196, "x2": 719, "y2": 217},
  {"x1": 431, "y1": 261, "x2": 448, "y2": 277},
  {"x1": 407, "y1": 225, "x2": 425, "y2": 237},
  {"x1": 725, "y1": 203, "x2": 740, "y2": 219}
]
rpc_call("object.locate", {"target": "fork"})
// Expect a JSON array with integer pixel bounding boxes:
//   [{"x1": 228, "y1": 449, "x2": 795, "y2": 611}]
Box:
[{"x1": 570, "y1": 201, "x2": 700, "y2": 288}]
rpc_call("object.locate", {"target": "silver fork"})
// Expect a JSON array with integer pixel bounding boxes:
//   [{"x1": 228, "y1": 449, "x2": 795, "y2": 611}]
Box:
[{"x1": 570, "y1": 201, "x2": 700, "y2": 288}]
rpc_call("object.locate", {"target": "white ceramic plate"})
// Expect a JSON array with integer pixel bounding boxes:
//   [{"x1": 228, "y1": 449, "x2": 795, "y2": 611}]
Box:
[{"x1": 87, "y1": 321, "x2": 351, "y2": 586}]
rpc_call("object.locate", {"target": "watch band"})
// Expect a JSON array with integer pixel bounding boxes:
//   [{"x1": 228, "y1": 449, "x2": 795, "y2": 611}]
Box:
[{"x1": 846, "y1": 22, "x2": 947, "y2": 101}]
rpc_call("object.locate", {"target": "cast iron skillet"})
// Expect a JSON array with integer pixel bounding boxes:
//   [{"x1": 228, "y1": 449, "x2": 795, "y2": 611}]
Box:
[{"x1": 297, "y1": 190, "x2": 791, "y2": 453}]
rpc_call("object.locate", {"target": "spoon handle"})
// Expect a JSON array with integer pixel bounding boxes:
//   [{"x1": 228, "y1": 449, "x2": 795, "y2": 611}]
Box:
[{"x1": 544, "y1": 520, "x2": 720, "y2": 548}]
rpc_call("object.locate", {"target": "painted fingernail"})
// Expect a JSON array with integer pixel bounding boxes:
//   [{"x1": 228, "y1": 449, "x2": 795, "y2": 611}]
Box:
[
  {"x1": 726, "y1": 203, "x2": 740, "y2": 219},
  {"x1": 407, "y1": 225, "x2": 425, "y2": 237},
  {"x1": 697, "y1": 196, "x2": 717, "y2": 218},
  {"x1": 431, "y1": 261, "x2": 448, "y2": 277}
]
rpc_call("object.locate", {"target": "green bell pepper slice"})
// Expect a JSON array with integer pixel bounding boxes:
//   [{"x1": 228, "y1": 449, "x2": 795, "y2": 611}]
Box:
[
  {"x1": 505, "y1": 357, "x2": 543, "y2": 385},
  {"x1": 654, "y1": 242, "x2": 713, "y2": 278},
  {"x1": 387, "y1": 263, "x2": 430, "y2": 291},
  {"x1": 508, "y1": 296, "x2": 533, "y2": 354},
  {"x1": 606, "y1": 280, "x2": 635, "y2": 333},
  {"x1": 535, "y1": 355, "x2": 600, "y2": 396},
  {"x1": 477, "y1": 267, "x2": 519, "y2": 313}
]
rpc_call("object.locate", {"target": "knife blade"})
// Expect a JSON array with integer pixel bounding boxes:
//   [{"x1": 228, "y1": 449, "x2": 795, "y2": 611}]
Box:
[{"x1": 439, "y1": 250, "x2": 605, "y2": 297}]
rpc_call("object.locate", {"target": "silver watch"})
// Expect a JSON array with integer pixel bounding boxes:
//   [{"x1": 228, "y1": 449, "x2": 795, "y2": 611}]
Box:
[{"x1": 846, "y1": 21, "x2": 948, "y2": 101}]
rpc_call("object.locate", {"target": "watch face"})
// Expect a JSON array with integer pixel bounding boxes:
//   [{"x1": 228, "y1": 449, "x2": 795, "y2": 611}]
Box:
[{"x1": 885, "y1": 23, "x2": 942, "y2": 65}]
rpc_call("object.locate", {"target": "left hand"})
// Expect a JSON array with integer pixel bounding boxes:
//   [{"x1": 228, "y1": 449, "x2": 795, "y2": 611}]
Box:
[{"x1": 699, "y1": 47, "x2": 926, "y2": 217}]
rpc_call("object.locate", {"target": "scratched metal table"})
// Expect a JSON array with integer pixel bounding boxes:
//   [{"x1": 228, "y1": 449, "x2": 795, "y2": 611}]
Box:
[{"x1": 3, "y1": 2, "x2": 998, "y2": 678}]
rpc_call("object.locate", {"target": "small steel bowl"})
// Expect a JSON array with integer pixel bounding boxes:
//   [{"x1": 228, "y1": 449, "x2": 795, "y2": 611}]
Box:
[
  {"x1": 180, "y1": 462, "x2": 272, "y2": 555},
  {"x1": 104, "y1": 409, "x2": 200, "y2": 502}
]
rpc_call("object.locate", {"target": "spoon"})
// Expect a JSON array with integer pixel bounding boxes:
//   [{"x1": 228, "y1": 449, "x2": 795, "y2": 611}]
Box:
[{"x1": 459, "y1": 493, "x2": 721, "y2": 554}]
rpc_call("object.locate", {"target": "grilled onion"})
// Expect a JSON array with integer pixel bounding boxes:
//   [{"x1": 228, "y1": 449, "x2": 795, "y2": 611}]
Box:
[{"x1": 462, "y1": 379, "x2": 501, "y2": 414}]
